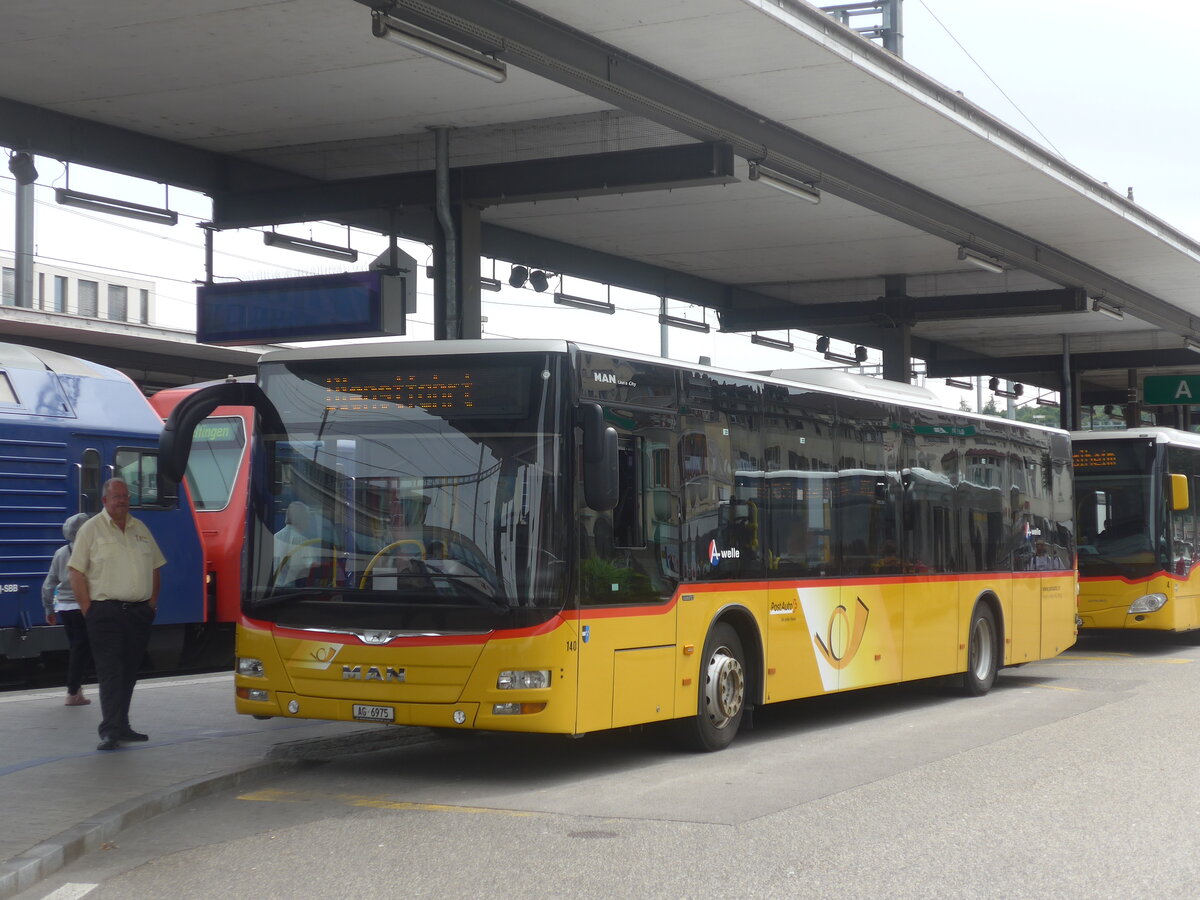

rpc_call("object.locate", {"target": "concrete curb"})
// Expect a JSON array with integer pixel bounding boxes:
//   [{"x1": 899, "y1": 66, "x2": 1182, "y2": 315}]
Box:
[
  {"x1": 0, "y1": 757, "x2": 305, "y2": 900},
  {"x1": 0, "y1": 724, "x2": 438, "y2": 899}
]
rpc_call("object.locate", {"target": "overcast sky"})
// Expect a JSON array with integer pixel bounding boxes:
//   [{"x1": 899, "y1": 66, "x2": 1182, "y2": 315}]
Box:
[
  {"x1": 903, "y1": 0, "x2": 1200, "y2": 238},
  {"x1": 1, "y1": 0, "x2": 1194, "y2": 386}
]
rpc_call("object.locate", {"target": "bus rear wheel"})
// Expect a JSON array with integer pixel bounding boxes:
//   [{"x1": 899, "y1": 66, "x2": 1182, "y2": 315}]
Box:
[
  {"x1": 962, "y1": 603, "x2": 998, "y2": 696},
  {"x1": 676, "y1": 622, "x2": 746, "y2": 752}
]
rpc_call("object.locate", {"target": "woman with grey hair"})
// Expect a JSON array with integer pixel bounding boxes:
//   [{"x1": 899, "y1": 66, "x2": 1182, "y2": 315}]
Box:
[{"x1": 42, "y1": 512, "x2": 94, "y2": 706}]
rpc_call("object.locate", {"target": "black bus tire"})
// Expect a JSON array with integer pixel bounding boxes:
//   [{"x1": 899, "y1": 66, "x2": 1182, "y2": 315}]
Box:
[
  {"x1": 962, "y1": 603, "x2": 999, "y2": 696},
  {"x1": 676, "y1": 622, "x2": 746, "y2": 752}
]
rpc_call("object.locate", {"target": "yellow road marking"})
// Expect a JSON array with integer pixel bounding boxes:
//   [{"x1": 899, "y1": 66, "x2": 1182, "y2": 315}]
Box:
[
  {"x1": 1030, "y1": 683, "x2": 1081, "y2": 692},
  {"x1": 238, "y1": 788, "x2": 302, "y2": 803},
  {"x1": 1056, "y1": 655, "x2": 1191, "y2": 664},
  {"x1": 347, "y1": 798, "x2": 535, "y2": 816},
  {"x1": 238, "y1": 787, "x2": 534, "y2": 817}
]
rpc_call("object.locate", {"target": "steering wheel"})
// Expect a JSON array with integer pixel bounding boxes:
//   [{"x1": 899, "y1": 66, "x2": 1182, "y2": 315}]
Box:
[
  {"x1": 272, "y1": 538, "x2": 323, "y2": 585},
  {"x1": 359, "y1": 539, "x2": 426, "y2": 589}
]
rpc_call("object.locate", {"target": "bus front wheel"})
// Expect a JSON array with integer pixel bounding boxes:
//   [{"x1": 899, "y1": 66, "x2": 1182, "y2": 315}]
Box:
[
  {"x1": 962, "y1": 603, "x2": 998, "y2": 696},
  {"x1": 676, "y1": 622, "x2": 746, "y2": 752}
]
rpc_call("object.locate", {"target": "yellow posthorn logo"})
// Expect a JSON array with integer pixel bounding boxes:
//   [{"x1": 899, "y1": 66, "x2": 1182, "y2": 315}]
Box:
[
  {"x1": 813, "y1": 596, "x2": 870, "y2": 669},
  {"x1": 309, "y1": 645, "x2": 338, "y2": 663}
]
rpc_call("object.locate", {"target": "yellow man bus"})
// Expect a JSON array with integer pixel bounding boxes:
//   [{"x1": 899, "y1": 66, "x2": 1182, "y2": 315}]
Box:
[
  {"x1": 162, "y1": 340, "x2": 1076, "y2": 751},
  {"x1": 1073, "y1": 427, "x2": 1200, "y2": 631}
]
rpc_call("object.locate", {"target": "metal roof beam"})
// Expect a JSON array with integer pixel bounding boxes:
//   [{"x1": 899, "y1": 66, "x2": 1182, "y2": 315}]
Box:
[
  {"x1": 719, "y1": 289, "x2": 1086, "y2": 332},
  {"x1": 211, "y1": 142, "x2": 736, "y2": 228},
  {"x1": 362, "y1": 0, "x2": 1198, "y2": 337},
  {"x1": 0, "y1": 96, "x2": 303, "y2": 194},
  {"x1": 927, "y1": 347, "x2": 1200, "y2": 378}
]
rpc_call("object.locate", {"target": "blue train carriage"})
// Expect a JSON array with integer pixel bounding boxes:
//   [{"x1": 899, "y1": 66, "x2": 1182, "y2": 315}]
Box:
[{"x1": 0, "y1": 343, "x2": 205, "y2": 671}]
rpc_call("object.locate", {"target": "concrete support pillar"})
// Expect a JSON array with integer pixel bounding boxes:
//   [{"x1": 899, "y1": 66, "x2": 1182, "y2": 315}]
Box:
[
  {"x1": 880, "y1": 275, "x2": 911, "y2": 383},
  {"x1": 13, "y1": 179, "x2": 35, "y2": 308},
  {"x1": 1059, "y1": 335, "x2": 1075, "y2": 432},
  {"x1": 432, "y1": 203, "x2": 484, "y2": 340},
  {"x1": 1125, "y1": 369, "x2": 1140, "y2": 428}
]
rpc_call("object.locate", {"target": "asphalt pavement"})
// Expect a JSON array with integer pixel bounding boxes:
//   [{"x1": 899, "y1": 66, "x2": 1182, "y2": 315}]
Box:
[{"x1": 0, "y1": 671, "x2": 429, "y2": 899}]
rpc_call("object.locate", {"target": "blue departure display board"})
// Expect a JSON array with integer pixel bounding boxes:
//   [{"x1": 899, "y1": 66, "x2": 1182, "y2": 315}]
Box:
[{"x1": 196, "y1": 271, "x2": 407, "y2": 345}]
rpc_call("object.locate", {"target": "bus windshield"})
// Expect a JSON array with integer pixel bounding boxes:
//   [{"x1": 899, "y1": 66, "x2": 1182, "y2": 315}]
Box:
[
  {"x1": 245, "y1": 353, "x2": 569, "y2": 633},
  {"x1": 1074, "y1": 438, "x2": 1165, "y2": 578}
]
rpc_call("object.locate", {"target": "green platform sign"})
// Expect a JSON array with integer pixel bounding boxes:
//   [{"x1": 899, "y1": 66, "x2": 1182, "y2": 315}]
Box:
[{"x1": 1143, "y1": 375, "x2": 1200, "y2": 405}]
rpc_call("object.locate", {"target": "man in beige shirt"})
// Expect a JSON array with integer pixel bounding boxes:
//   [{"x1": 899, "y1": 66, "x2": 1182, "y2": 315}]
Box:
[{"x1": 70, "y1": 478, "x2": 166, "y2": 752}]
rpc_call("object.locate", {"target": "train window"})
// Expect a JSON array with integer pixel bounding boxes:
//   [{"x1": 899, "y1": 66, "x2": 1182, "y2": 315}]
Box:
[
  {"x1": 183, "y1": 416, "x2": 246, "y2": 510},
  {"x1": 80, "y1": 449, "x2": 102, "y2": 514},
  {"x1": 115, "y1": 449, "x2": 164, "y2": 507},
  {"x1": 0, "y1": 371, "x2": 16, "y2": 405}
]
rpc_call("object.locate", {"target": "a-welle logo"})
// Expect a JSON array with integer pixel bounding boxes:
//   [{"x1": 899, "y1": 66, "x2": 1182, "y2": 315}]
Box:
[{"x1": 813, "y1": 596, "x2": 870, "y2": 670}]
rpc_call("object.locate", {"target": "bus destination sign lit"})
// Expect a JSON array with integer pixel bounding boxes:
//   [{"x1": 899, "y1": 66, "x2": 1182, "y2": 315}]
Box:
[
  {"x1": 318, "y1": 366, "x2": 528, "y2": 418},
  {"x1": 1072, "y1": 447, "x2": 1119, "y2": 469}
]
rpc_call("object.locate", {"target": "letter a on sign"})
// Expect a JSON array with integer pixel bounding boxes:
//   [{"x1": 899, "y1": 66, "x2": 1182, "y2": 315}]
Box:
[{"x1": 1144, "y1": 375, "x2": 1200, "y2": 405}]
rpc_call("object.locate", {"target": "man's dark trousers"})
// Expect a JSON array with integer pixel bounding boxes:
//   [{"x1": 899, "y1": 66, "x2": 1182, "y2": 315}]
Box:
[{"x1": 85, "y1": 601, "x2": 155, "y2": 740}]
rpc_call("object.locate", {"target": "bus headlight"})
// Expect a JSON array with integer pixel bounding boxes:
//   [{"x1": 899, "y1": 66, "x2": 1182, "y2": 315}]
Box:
[
  {"x1": 1128, "y1": 593, "x2": 1168, "y2": 614},
  {"x1": 237, "y1": 657, "x2": 266, "y2": 678},
  {"x1": 493, "y1": 702, "x2": 548, "y2": 715},
  {"x1": 497, "y1": 669, "x2": 551, "y2": 689}
]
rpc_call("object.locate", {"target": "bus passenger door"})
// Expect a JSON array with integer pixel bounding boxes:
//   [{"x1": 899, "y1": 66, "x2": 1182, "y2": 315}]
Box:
[
  {"x1": 1167, "y1": 474, "x2": 1200, "y2": 629},
  {"x1": 576, "y1": 421, "x2": 679, "y2": 734}
]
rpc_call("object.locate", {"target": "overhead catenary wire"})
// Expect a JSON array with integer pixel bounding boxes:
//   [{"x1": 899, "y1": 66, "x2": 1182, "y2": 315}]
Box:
[{"x1": 916, "y1": 0, "x2": 1065, "y2": 159}]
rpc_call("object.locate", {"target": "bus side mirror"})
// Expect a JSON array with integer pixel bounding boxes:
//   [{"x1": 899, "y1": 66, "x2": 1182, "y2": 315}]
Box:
[
  {"x1": 1171, "y1": 473, "x2": 1190, "y2": 512},
  {"x1": 160, "y1": 381, "x2": 281, "y2": 484},
  {"x1": 578, "y1": 403, "x2": 618, "y2": 511}
]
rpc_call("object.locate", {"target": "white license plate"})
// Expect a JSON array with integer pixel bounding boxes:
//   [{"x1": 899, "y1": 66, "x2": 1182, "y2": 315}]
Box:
[{"x1": 352, "y1": 704, "x2": 395, "y2": 722}]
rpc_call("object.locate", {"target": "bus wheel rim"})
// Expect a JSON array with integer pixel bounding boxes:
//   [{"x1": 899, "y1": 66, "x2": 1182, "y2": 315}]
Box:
[
  {"x1": 970, "y1": 616, "x2": 993, "y2": 679},
  {"x1": 704, "y1": 646, "x2": 745, "y2": 728}
]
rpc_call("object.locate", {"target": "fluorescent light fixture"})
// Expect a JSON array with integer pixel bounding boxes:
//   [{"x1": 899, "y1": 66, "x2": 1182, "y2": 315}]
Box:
[
  {"x1": 1185, "y1": 338, "x2": 1200, "y2": 355},
  {"x1": 824, "y1": 348, "x2": 867, "y2": 366},
  {"x1": 751, "y1": 333, "x2": 794, "y2": 352},
  {"x1": 1091, "y1": 298, "x2": 1124, "y2": 320},
  {"x1": 988, "y1": 376, "x2": 1023, "y2": 399},
  {"x1": 480, "y1": 277, "x2": 502, "y2": 292},
  {"x1": 944, "y1": 378, "x2": 974, "y2": 391},
  {"x1": 659, "y1": 313, "x2": 711, "y2": 333},
  {"x1": 55, "y1": 188, "x2": 178, "y2": 225},
  {"x1": 554, "y1": 292, "x2": 615, "y2": 315},
  {"x1": 816, "y1": 335, "x2": 866, "y2": 365},
  {"x1": 1035, "y1": 396, "x2": 1060, "y2": 407},
  {"x1": 748, "y1": 161, "x2": 820, "y2": 204},
  {"x1": 371, "y1": 9, "x2": 506, "y2": 83},
  {"x1": 957, "y1": 245, "x2": 1004, "y2": 275},
  {"x1": 263, "y1": 231, "x2": 358, "y2": 262}
]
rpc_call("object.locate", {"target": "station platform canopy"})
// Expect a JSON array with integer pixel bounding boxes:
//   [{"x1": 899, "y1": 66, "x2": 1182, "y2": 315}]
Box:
[{"x1": 2, "y1": 0, "x2": 1198, "y2": 409}]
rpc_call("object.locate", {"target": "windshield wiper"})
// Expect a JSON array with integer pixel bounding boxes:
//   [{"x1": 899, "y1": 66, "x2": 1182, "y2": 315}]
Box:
[{"x1": 251, "y1": 588, "x2": 329, "y2": 610}]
